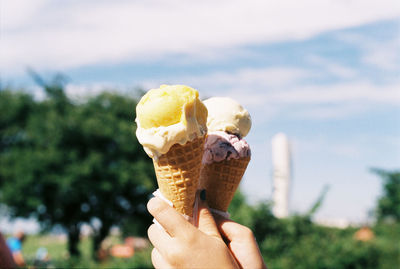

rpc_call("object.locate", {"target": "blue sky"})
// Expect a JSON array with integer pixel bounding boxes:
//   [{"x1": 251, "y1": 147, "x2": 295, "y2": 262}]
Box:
[{"x1": 1, "y1": 0, "x2": 399, "y2": 224}]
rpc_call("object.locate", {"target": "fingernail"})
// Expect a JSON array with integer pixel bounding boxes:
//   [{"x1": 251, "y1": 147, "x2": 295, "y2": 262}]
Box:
[{"x1": 200, "y1": 189, "x2": 206, "y2": 201}]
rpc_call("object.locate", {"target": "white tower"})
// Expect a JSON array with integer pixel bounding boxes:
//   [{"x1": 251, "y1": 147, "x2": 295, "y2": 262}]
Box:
[{"x1": 271, "y1": 133, "x2": 291, "y2": 218}]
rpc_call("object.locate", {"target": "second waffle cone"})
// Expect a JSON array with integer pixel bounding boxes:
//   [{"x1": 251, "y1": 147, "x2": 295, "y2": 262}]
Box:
[
  {"x1": 200, "y1": 156, "x2": 250, "y2": 212},
  {"x1": 153, "y1": 137, "x2": 205, "y2": 217}
]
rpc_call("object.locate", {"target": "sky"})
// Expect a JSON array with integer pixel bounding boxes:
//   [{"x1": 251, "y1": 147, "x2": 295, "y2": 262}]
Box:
[{"x1": 1, "y1": 0, "x2": 400, "y2": 226}]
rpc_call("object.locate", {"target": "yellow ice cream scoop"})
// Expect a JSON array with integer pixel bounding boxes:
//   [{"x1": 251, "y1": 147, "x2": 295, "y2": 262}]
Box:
[
  {"x1": 135, "y1": 85, "x2": 208, "y2": 158},
  {"x1": 137, "y1": 84, "x2": 207, "y2": 129}
]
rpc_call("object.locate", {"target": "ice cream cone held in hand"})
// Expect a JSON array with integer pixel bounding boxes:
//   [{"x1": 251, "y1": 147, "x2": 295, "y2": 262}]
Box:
[
  {"x1": 200, "y1": 97, "x2": 252, "y2": 212},
  {"x1": 135, "y1": 85, "x2": 208, "y2": 217}
]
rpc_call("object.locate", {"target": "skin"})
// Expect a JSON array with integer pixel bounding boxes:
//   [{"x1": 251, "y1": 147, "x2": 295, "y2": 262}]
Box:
[
  {"x1": 213, "y1": 214, "x2": 267, "y2": 269},
  {"x1": 12, "y1": 252, "x2": 25, "y2": 267},
  {"x1": 147, "y1": 197, "x2": 239, "y2": 268},
  {"x1": 13, "y1": 231, "x2": 26, "y2": 266},
  {"x1": 147, "y1": 195, "x2": 267, "y2": 269}
]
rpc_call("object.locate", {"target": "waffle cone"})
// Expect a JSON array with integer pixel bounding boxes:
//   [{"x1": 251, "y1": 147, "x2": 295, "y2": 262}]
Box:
[
  {"x1": 200, "y1": 156, "x2": 250, "y2": 212},
  {"x1": 153, "y1": 137, "x2": 205, "y2": 217}
]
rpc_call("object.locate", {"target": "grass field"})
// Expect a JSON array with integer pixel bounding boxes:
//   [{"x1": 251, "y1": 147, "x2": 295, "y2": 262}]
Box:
[
  {"x1": 16, "y1": 223, "x2": 400, "y2": 268},
  {"x1": 22, "y1": 234, "x2": 153, "y2": 268}
]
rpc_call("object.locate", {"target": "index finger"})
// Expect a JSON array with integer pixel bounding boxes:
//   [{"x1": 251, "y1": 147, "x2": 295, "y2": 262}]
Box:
[{"x1": 147, "y1": 197, "x2": 193, "y2": 237}]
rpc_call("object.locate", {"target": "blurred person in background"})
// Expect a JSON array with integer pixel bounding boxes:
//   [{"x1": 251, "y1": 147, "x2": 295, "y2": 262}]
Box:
[
  {"x1": 6, "y1": 231, "x2": 26, "y2": 267},
  {"x1": 109, "y1": 237, "x2": 135, "y2": 258},
  {"x1": 33, "y1": 247, "x2": 53, "y2": 268},
  {"x1": 0, "y1": 232, "x2": 16, "y2": 268}
]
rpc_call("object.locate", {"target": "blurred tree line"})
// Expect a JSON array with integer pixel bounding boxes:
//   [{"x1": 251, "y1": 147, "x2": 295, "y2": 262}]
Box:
[
  {"x1": 372, "y1": 169, "x2": 400, "y2": 223},
  {"x1": 229, "y1": 171, "x2": 400, "y2": 269},
  {"x1": 0, "y1": 76, "x2": 156, "y2": 258},
  {"x1": 1, "y1": 77, "x2": 399, "y2": 268}
]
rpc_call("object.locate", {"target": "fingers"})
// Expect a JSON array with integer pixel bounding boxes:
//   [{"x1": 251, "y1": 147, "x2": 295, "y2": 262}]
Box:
[
  {"x1": 147, "y1": 197, "x2": 193, "y2": 237},
  {"x1": 213, "y1": 215, "x2": 266, "y2": 269},
  {"x1": 213, "y1": 214, "x2": 254, "y2": 243},
  {"x1": 197, "y1": 190, "x2": 222, "y2": 239},
  {"x1": 151, "y1": 248, "x2": 173, "y2": 269},
  {"x1": 147, "y1": 224, "x2": 172, "y2": 254}
]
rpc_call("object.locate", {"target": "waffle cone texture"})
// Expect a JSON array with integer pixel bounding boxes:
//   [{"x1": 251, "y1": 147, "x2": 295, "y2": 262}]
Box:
[
  {"x1": 153, "y1": 137, "x2": 205, "y2": 217},
  {"x1": 200, "y1": 156, "x2": 250, "y2": 212}
]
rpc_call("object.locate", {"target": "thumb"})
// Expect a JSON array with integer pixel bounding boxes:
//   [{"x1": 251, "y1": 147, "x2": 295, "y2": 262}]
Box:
[{"x1": 197, "y1": 189, "x2": 222, "y2": 239}]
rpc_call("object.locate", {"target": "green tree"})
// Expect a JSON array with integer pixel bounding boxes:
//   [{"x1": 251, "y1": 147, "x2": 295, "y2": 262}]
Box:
[
  {"x1": 373, "y1": 169, "x2": 400, "y2": 222},
  {"x1": 0, "y1": 78, "x2": 156, "y2": 257}
]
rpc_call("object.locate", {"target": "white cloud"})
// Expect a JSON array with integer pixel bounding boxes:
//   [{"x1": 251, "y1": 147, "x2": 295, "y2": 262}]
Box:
[
  {"x1": 236, "y1": 81, "x2": 400, "y2": 120},
  {"x1": 362, "y1": 38, "x2": 400, "y2": 70},
  {"x1": 335, "y1": 32, "x2": 400, "y2": 71},
  {"x1": 1, "y1": 0, "x2": 399, "y2": 73},
  {"x1": 1, "y1": 0, "x2": 47, "y2": 30},
  {"x1": 265, "y1": 82, "x2": 400, "y2": 104},
  {"x1": 31, "y1": 82, "x2": 131, "y2": 101},
  {"x1": 307, "y1": 55, "x2": 358, "y2": 79},
  {"x1": 139, "y1": 64, "x2": 400, "y2": 121},
  {"x1": 293, "y1": 137, "x2": 362, "y2": 159},
  {"x1": 171, "y1": 67, "x2": 400, "y2": 105},
  {"x1": 293, "y1": 104, "x2": 369, "y2": 120},
  {"x1": 180, "y1": 67, "x2": 312, "y2": 91},
  {"x1": 64, "y1": 84, "x2": 111, "y2": 102}
]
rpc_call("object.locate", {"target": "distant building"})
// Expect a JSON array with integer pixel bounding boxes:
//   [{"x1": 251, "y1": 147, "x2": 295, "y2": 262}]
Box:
[
  {"x1": 271, "y1": 133, "x2": 291, "y2": 218},
  {"x1": 313, "y1": 217, "x2": 351, "y2": 229}
]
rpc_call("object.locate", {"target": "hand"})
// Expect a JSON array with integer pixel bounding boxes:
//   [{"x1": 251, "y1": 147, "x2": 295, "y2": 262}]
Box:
[
  {"x1": 147, "y1": 195, "x2": 239, "y2": 269},
  {"x1": 213, "y1": 214, "x2": 267, "y2": 269}
]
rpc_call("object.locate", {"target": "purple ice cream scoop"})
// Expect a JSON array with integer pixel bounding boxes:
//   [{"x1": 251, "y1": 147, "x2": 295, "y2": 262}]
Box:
[{"x1": 202, "y1": 131, "x2": 251, "y2": 165}]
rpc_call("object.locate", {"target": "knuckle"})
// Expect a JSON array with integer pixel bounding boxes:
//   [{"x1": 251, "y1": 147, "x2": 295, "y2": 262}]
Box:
[
  {"x1": 147, "y1": 224, "x2": 156, "y2": 244},
  {"x1": 147, "y1": 224, "x2": 155, "y2": 237},
  {"x1": 151, "y1": 247, "x2": 157, "y2": 260},
  {"x1": 147, "y1": 197, "x2": 167, "y2": 216},
  {"x1": 166, "y1": 245, "x2": 184, "y2": 265},
  {"x1": 151, "y1": 248, "x2": 165, "y2": 268}
]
